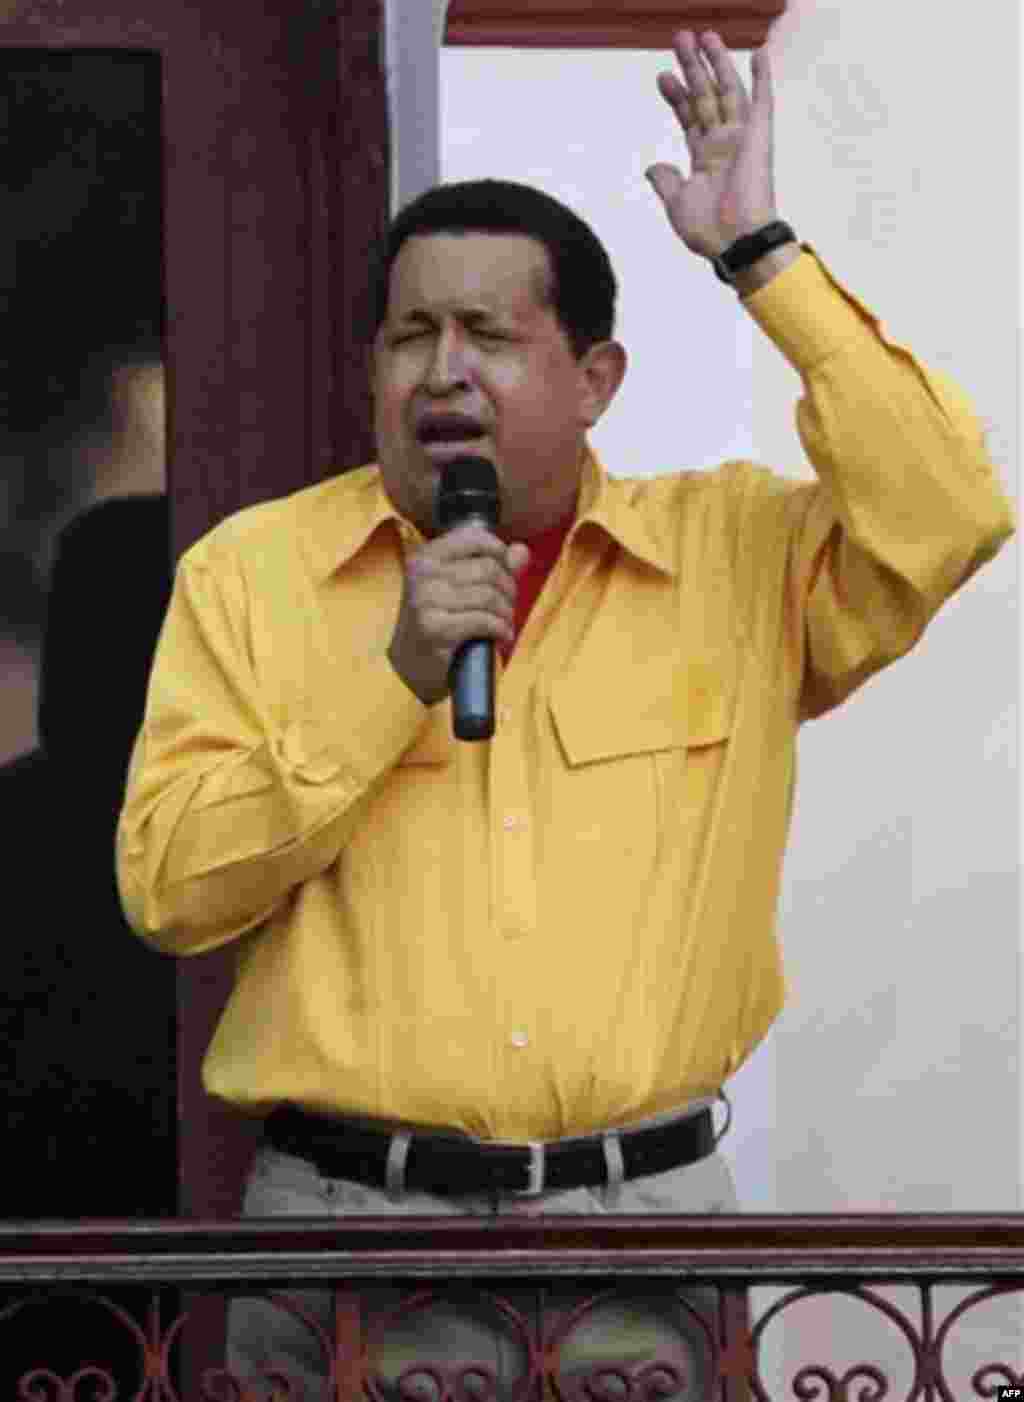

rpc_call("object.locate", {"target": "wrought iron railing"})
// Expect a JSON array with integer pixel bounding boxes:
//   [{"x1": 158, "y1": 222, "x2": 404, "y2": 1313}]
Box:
[{"x1": 0, "y1": 1215, "x2": 1021, "y2": 1400}]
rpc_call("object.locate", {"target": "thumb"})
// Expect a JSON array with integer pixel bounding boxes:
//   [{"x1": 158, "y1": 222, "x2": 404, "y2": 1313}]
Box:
[
  {"x1": 645, "y1": 164, "x2": 684, "y2": 204},
  {"x1": 507, "y1": 543, "x2": 531, "y2": 574}
]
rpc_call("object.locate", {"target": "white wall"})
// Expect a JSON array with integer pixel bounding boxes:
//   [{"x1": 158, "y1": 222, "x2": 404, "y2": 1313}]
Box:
[
  {"x1": 753, "y1": 1, "x2": 1020, "y2": 1373},
  {"x1": 390, "y1": 0, "x2": 1022, "y2": 1381},
  {"x1": 764, "y1": 0, "x2": 1018, "y2": 1200}
]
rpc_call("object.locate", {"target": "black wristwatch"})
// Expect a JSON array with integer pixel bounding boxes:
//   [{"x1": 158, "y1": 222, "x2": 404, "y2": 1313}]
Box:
[{"x1": 712, "y1": 220, "x2": 797, "y2": 285}]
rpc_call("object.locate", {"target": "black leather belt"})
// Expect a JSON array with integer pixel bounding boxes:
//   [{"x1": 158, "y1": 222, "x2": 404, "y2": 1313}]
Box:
[{"x1": 263, "y1": 1103, "x2": 716, "y2": 1198}]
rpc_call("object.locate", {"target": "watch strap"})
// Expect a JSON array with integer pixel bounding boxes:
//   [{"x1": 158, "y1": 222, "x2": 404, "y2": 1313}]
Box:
[{"x1": 713, "y1": 221, "x2": 797, "y2": 284}]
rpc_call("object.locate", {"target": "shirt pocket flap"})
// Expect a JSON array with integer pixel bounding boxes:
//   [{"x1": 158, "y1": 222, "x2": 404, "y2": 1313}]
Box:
[
  {"x1": 549, "y1": 658, "x2": 683, "y2": 766},
  {"x1": 549, "y1": 655, "x2": 736, "y2": 767}
]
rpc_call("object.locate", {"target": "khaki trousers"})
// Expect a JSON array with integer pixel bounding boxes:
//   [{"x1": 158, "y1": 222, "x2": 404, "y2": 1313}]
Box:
[{"x1": 227, "y1": 1105, "x2": 738, "y2": 1402}]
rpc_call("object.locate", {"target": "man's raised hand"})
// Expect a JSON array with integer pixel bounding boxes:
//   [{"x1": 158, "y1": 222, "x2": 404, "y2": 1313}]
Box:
[{"x1": 646, "y1": 30, "x2": 777, "y2": 261}]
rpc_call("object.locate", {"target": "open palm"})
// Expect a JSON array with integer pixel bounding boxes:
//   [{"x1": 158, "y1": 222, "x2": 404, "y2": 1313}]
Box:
[{"x1": 646, "y1": 31, "x2": 777, "y2": 260}]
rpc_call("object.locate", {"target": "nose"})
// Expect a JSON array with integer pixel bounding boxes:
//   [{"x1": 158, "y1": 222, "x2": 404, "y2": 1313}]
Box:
[{"x1": 424, "y1": 326, "x2": 473, "y2": 393}]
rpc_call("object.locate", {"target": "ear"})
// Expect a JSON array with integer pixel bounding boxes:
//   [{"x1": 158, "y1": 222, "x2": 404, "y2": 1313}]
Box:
[{"x1": 580, "y1": 340, "x2": 628, "y2": 427}]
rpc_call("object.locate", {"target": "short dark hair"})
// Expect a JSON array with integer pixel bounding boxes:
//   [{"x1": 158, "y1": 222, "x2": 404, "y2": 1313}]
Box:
[{"x1": 368, "y1": 179, "x2": 617, "y2": 362}]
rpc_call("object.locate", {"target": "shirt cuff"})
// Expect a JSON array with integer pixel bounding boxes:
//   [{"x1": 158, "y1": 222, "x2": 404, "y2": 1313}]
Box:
[{"x1": 740, "y1": 243, "x2": 882, "y2": 372}]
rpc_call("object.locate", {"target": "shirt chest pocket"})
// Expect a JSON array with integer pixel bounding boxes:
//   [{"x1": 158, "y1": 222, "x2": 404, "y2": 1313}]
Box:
[
  {"x1": 548, "y1": 655, "x2": 738, "y2": 866},
  {"x1": 672, "y1": 655, "x2": 739, "y2": 815}
]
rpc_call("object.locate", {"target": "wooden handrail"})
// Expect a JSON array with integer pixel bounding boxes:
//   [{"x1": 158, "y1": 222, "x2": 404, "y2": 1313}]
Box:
[
  {"x1": 1, "y1": 1214, "x2": 1022, "y2": 1281},
  {"x1": 0, "y1": 1217, "x2": 1020, "y2": 1399}
]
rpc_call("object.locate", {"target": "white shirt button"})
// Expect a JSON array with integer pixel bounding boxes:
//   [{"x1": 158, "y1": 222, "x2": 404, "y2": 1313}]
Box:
[
  {"x1": 500, "y1": 707, "x2": 511, "y2": 725},
  {"x1": 510, "y1": 1031, "x2": 529, "y2": 1049}
]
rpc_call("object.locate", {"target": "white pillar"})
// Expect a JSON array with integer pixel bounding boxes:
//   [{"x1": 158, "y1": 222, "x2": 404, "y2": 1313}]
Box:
[{"x1": 382, "y1": 0, "x2": 452, "y2": 217}]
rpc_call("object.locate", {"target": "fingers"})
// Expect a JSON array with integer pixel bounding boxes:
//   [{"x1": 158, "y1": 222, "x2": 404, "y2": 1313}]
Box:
[
  {"x1": 431, "y1": 522, "x2": 529, "y2": 583},
  {"x1": 751, "y1": 45, "x2": 773, "y2": 115},
  {"x1": 656, "y1": 70, "x2": 696, "y2": 132},
  {"x1": 434, "y1": 565, "x2": 517, "y2": 642},
  {"x1": 673, "y1": 29, "x2": 719, "y2": 130},
  {"x1": 506, "y1": 541, "x2": 531, "y2": 574},
  {"x1": 694, "y1": 31, "x2": 749, "y2": 124},
  {"x1": 662, "y1": 30, "x2": 750, "y2": 130},
  {"x1": 414, "y1": 522, "x2": 522, "y2": 632},
  {"x1": 446, "y1": 557, "x2": 517, "y2": 610},
  {"x1": 393, "y1": 524, "x2": 527, "y2": 701},
  {"x1": 430, "y1": 520, "x2": 509, "y2": 564}
]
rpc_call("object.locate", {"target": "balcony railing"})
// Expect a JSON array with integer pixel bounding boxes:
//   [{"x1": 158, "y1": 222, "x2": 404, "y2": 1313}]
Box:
[{"x1": 0, "y1": 1214, "x2": 1021, "y2": 1400}]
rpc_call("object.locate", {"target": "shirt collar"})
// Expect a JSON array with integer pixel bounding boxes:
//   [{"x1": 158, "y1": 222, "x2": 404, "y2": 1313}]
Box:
[
  {"x1": 571, "y1": 443, "x2": 677, "y2": 578},
  {"x1": 305, "y1": 465, "x2": 416, "y2": 584},
  {"x1": 306, "y1": 442, "x2": 678, "y2": 583}
]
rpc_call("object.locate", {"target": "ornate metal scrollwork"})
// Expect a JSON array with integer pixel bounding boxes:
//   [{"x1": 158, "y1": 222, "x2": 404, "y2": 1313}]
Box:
[
  {"x1": 744, "y1": 1280, "x2": 1024, "y2": 1402},
  {"x1": 0, "y1": 1271, "x2": 1019, "y2": 1399},
  {"x1": 200, "y1": 1289, "x2": 338, "y2": 1402}
]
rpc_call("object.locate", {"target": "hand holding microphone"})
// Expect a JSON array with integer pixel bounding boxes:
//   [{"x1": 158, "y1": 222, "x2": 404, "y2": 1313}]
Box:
[{"x1": 387, "y1": 457, "x2": 529, "y2": 733}]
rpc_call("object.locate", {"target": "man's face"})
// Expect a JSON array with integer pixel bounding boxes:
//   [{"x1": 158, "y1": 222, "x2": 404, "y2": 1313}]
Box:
[{"x1": 369, "y1": 233, "x2": 625, "y2": 542}]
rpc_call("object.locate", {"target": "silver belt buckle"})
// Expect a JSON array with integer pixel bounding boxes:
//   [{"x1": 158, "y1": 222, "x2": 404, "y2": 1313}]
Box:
[{"x1": 511, "y1": 1140, "x2": 545, "y2": 1196}]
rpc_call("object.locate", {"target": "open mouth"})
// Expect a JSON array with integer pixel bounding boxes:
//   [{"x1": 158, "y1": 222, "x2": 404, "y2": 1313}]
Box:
[
  {"x1": 419, "y1": 435, "x2": 488, "y2": 459},
  {"x1": 415, "y1": 414, "x2": 489, "y2": 458}
]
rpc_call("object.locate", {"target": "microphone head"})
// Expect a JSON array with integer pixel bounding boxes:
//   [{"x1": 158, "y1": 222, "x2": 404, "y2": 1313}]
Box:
[{"x1": 436, "y1": 455, "x2": 500, "y2": 531}]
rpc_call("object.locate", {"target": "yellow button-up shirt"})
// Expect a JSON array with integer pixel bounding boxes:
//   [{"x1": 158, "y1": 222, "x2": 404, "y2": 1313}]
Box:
[{"x1": 116, "y1": 247, "x2": 1015, "y2": 1141}]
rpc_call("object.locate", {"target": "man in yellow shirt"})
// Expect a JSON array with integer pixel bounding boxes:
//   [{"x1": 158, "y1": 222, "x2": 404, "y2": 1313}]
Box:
[{"x1": 117, "y1": 28, "x2": 1014, "y2": 1400}]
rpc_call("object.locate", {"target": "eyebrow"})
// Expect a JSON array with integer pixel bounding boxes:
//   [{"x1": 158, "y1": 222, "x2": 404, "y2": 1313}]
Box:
[{"x1": 395, "y1": 309, "x2": 514, "y2": 329}]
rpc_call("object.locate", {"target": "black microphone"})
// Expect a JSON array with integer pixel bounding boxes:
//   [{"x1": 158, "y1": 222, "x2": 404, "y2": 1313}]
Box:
[{"x1": 436, "y1": 456, "x2": 501, "y2": 741}]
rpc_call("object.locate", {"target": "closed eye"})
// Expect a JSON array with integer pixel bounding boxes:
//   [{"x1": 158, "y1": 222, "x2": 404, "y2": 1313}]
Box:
[{"x1": 392, "y1": 328, "x2": 507, "y2": 345}]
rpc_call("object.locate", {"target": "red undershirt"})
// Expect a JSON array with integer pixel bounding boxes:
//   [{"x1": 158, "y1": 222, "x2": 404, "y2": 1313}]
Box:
[{"x1": 497, "y1": 507, "x2": 576, "y2": 666}]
